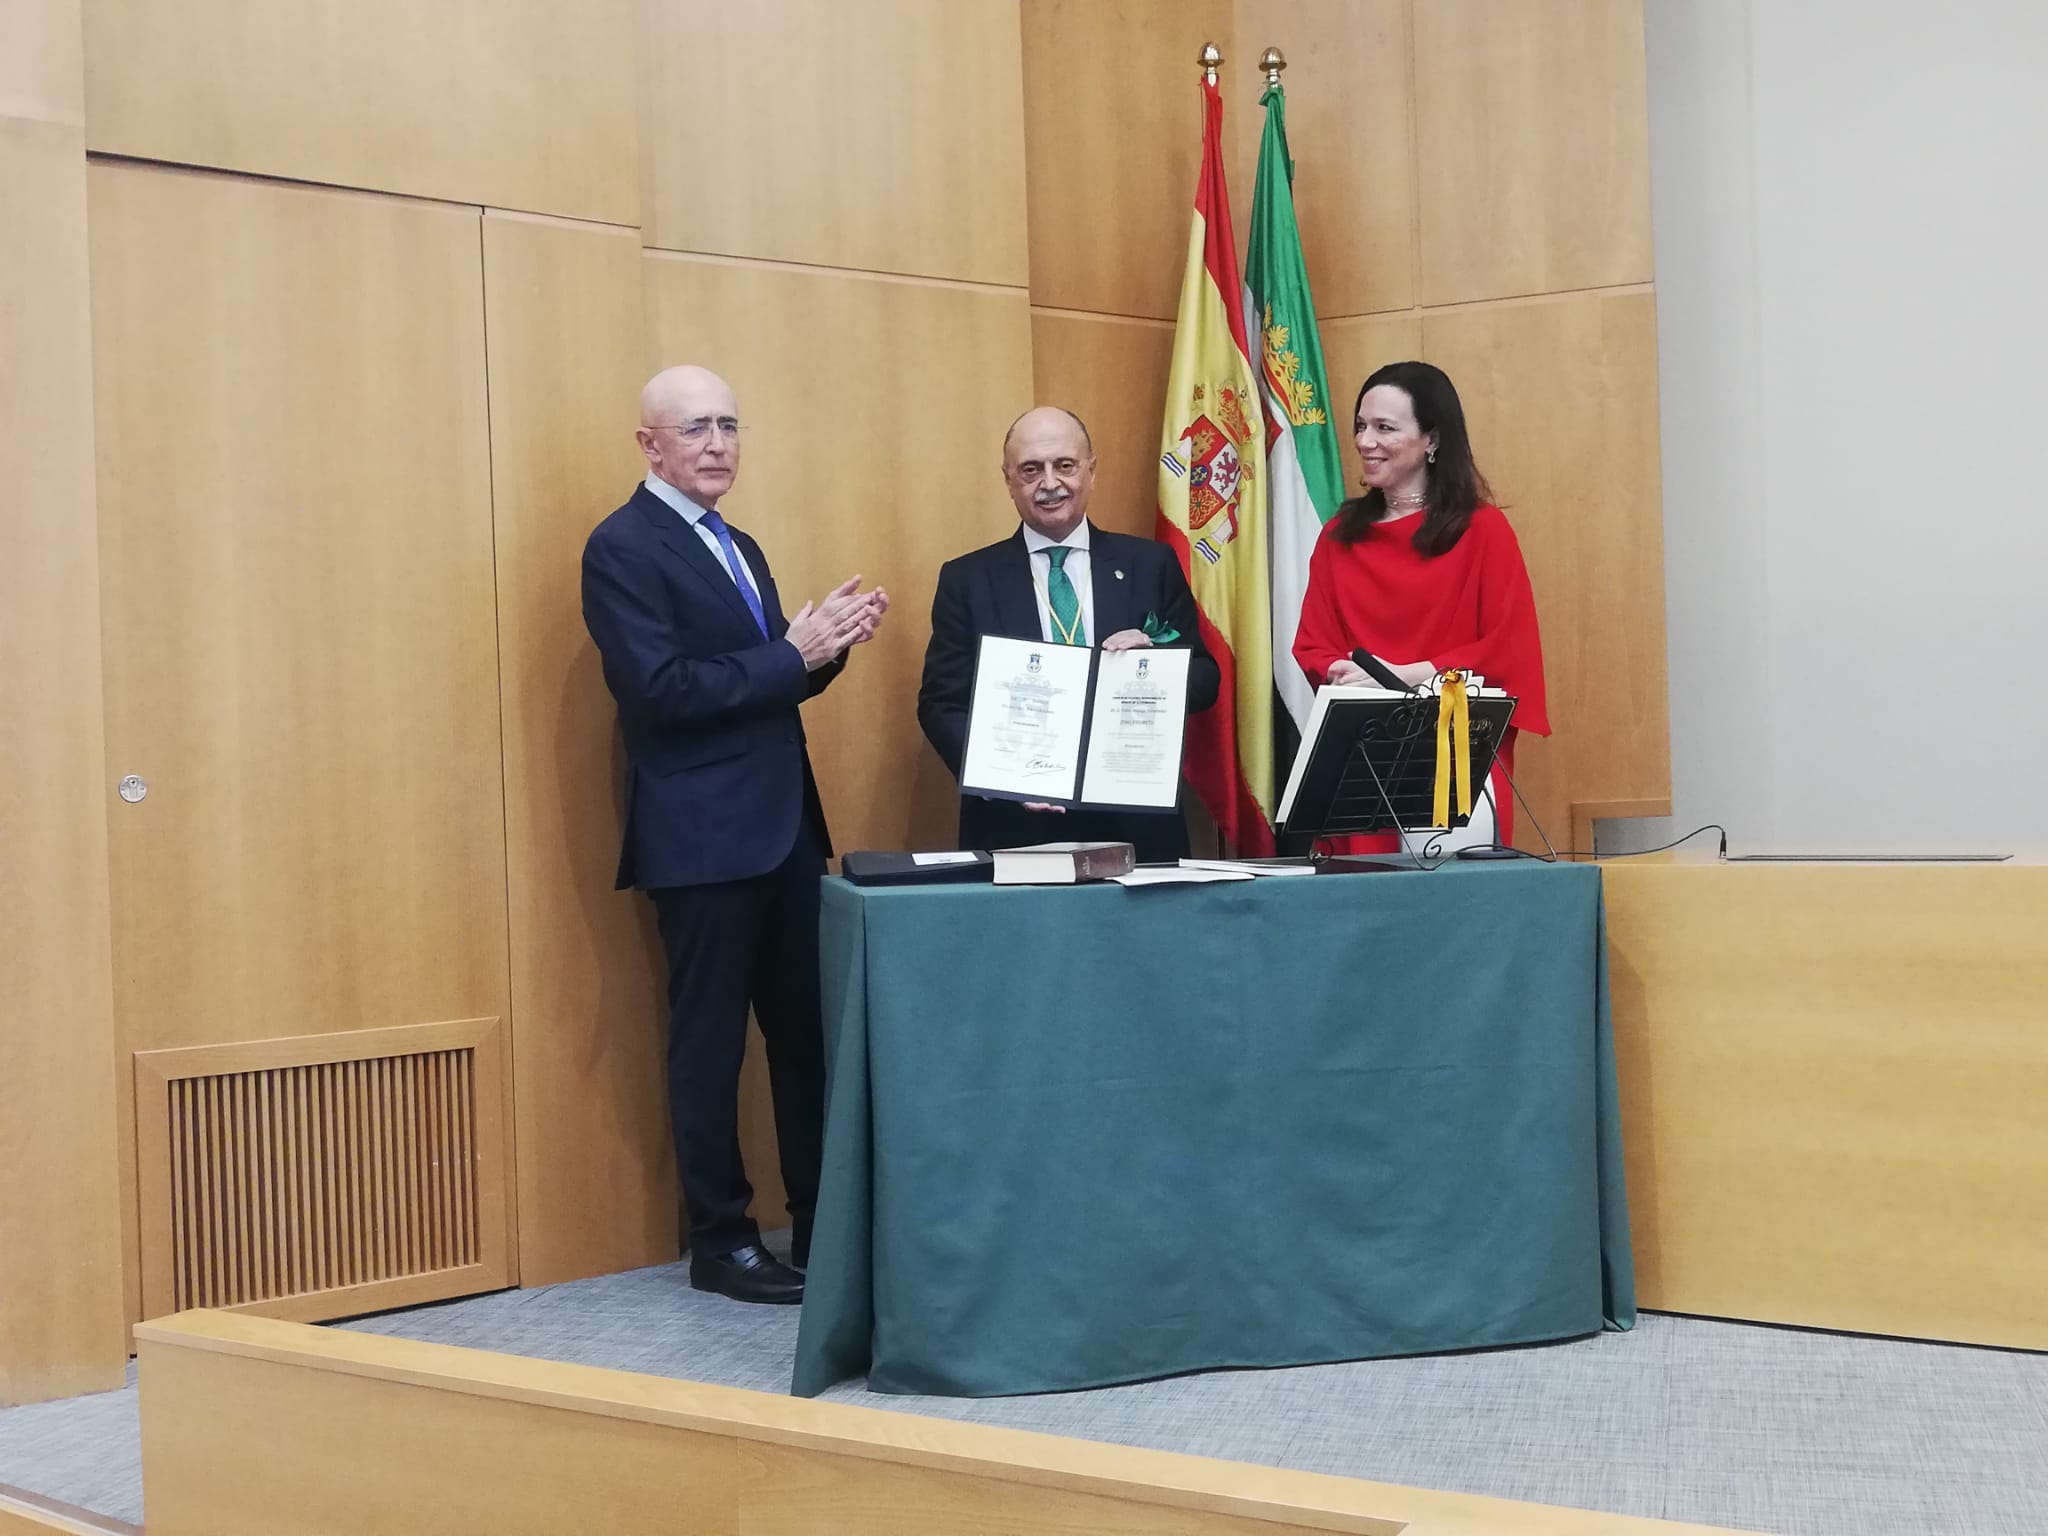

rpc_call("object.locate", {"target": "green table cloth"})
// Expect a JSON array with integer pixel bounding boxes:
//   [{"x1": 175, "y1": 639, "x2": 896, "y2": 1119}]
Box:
[{"x1": 792, "y1": 861, "x2": 1633, "y2": 1397}]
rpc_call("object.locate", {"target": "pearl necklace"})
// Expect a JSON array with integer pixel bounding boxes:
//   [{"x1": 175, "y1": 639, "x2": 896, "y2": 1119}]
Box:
[{"x1": 1383, "y1": 488, "x2": 1428, "y2": 512}]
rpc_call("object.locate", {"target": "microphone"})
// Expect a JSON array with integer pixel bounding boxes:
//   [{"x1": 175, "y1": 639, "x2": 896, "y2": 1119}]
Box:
[{"x1": 1350, "y1": 648, "x2": 1420, "y2": 693}]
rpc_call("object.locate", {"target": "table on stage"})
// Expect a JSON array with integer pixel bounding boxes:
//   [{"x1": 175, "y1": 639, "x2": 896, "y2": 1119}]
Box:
[{"x1": 791, "y1": 861, "x2": 1635, "y2": 1398}]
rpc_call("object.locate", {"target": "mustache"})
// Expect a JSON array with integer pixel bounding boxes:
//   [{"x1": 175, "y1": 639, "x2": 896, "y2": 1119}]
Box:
[{"x1": 1032, "y1": 487, "x2": 1072, "y2": 505}]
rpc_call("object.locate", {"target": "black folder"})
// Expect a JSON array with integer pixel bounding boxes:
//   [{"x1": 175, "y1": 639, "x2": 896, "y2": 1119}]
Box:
[{"x1": 839, "y1": 850, "x2": 995, "y2": 887}]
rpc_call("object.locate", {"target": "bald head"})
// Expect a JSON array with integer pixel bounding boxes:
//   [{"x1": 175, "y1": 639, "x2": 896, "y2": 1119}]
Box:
[
  {"x1": 1002, "y1": 406, "x2": 1093, "y2": 460},
  {"x1": 1001, "y1": 405, "x2": 1097, "y2": 540},
  {"x1": 637, "y1": 365, "x2": 740, "y2": 507},
  {"x1": 641, "y1": 364, "x2": 734, "y2": 429}
]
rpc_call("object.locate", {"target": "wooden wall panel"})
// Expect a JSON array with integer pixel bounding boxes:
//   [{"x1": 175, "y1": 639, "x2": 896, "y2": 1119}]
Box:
[
  {"x1": 0, "y1": 0, "x2": 126, "y2": 1407},
  {"x1": 640, "y1": 0, "x2": 1027, "y2": 285},
  {"x1": 1606, "y1": 863, "x2": 2048, "y2": 1351},
  {"x1": 89, "y1": 163, "x2": 514, "y2": 1317},
  {"x1": 480, "y1": 211, "x2": 680, "y2": 1285},
  {"x1": 0, "y1": 1, "x2": 83, "y2": 125},
  {"x1": 645, "y1": 253, "x2": 1035, "y2": 857},
  {"x1": 90, "y1": 164, "x2": 510, "y2": 1052},
  {"x1": 1319, "y1": 311, "x2": 1424, "y2": 435},
  {"x1": 1413, "y1": 0, "x2": 1653, "y2": 306},
  {"x1": 81, "y1": 0, "x2": 637, "y2": 224},
  {"x1": 1423, "y1": 292, "x2": 1668, "y2": 853},
  {"x1": 1231, "y1": 0, "x2": 1414, "y2": 318},
  {"x1": 1029, "y1": 311, "x2": 1174, "y2": 538},
  {"x1": 1022, "y1": 0, "x2": 1234, "y2": 318}
]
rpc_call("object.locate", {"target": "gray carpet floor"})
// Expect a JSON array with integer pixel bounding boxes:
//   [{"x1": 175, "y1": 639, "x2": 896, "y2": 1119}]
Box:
[{"x1": 4, "y1": 1249, "x2": 2045, "y2": 1534}]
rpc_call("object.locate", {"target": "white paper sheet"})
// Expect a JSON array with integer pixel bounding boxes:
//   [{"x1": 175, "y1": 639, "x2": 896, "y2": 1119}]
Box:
[
  {"x1": 960, "y1": 636, "x2": 1093, "y2": 803},
  {"x1": 1077, "y1": 646, "x2": 1190, "y2": 809}
]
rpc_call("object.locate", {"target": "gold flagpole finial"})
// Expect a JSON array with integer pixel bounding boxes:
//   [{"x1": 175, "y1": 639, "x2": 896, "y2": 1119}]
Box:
[
  {"x1": 1259, "y1": 47, "x2": 1287, "y2": 87},
  {"x1": 1198, "y1": 42, "x2": 1223, "y2": 86}
]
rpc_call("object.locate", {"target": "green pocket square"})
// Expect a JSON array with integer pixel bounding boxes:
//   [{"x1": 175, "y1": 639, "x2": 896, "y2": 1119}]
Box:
[{"x1": 1140, "y1": 611, "x2": 1180, "y2": 644}]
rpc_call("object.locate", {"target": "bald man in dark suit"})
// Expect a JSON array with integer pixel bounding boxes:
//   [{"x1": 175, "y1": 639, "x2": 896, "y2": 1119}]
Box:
[{"x1": 582, "y1": 364, "x2": 886, "y2": 1304}]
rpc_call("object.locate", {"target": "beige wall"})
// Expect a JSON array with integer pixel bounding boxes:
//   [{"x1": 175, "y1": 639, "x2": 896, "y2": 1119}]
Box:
[
  {"x1": 1628, "y1": 0, "x2": 2048, "y2": 856},
  {"x1": 2, "y1": 0, "x2": 1667, "y2": 1398}
]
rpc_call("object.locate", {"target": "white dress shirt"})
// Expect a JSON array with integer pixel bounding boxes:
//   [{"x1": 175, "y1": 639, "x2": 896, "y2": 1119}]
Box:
[
  {"x1": 1020, "y1": 520, "x2": 1095, "y2": 646},
  {"x1": 644, "y1": 473, "x2": 763, "y2": 604}
]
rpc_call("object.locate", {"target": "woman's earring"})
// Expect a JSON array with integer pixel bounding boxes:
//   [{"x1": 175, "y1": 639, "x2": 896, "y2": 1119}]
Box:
[{"x1": 1426, "y1": 447, "x2": 1437, "y2": 465}]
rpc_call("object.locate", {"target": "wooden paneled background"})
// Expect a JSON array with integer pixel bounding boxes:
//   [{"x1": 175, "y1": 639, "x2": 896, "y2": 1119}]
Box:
[
  {"x1": 1, "y1": 0, "x2": 1667, "y2": 1402},
  {"x1": 0, "y1": 0, "x2": 127, "y2": 1407}
]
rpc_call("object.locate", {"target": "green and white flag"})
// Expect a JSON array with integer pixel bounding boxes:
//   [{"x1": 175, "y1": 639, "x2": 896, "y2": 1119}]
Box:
[{"x1": 1247, "y1": 80, "x2": 1345, "y2": 729}]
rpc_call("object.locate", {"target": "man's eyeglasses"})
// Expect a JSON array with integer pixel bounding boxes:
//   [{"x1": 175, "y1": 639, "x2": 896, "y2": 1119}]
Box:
[{"x1": 651, "y1": 417, "x2": 743, "y2": 442}]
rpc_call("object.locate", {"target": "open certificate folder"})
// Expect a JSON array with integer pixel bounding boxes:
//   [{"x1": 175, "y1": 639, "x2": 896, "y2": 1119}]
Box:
[{"x1": 960, "y1": 635, "x2": 1191, "y2": 812}]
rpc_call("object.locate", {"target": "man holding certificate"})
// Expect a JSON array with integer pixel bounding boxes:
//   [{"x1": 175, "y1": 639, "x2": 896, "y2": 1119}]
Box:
[{"x1": 917, "y1": 407, "x2": 1218, "y2": 861}]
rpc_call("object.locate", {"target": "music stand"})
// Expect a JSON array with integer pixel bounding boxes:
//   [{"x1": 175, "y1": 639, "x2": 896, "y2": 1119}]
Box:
[{"x1": 1275, "y1": 687, "x2": 1517, "y2": 852}]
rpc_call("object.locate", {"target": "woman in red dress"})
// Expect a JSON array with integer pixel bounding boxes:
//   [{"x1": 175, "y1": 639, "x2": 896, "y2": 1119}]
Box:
[{"x1": 1292, "y1": 361, "x2": 1547, "y2": 846}]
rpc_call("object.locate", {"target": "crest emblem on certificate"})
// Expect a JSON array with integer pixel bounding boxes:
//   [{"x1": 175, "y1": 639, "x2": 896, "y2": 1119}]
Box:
[
  {"x1": 1136, "y1": 656, "x2": 1151, "y2": 679},
  {"x1": 1027, "y1": 652, "x2": 1043, "y2": 673}
]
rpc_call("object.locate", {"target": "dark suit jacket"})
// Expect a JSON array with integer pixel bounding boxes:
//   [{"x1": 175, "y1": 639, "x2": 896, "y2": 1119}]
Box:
[
  {"x1": 582, "y1": 484, "x2": 840, "y2": 890},
  {"x1": 916, "y1": 525, "x2": 1219, "y2": 857}
]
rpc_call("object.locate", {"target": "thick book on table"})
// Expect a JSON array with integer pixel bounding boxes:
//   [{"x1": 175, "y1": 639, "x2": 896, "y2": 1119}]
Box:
[
  {"x1": 990, "y1": 841, "x2": 1136, "y2": 885},
  {"x1": 839, "y1": 850, "x2": 994, "y2": 887}
]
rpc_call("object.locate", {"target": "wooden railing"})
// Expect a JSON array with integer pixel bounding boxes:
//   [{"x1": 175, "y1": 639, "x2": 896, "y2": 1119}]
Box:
[{"x1": 135, "y1": 1311, "x2": 1754, "y2": 1536}]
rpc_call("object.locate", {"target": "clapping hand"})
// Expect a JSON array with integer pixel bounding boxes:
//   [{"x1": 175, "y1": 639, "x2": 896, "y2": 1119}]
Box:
[
  {"x1": 785, "y1": 576, "x2": 888, "y2": 670},
  {"x1": 842, "y1": 582, "x2": 889, "y2": 648}
]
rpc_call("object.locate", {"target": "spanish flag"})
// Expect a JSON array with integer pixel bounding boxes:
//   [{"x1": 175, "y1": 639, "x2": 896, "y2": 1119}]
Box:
[{"x1": 1156, "y1": 70, "x2": 1275, "y2": 854}]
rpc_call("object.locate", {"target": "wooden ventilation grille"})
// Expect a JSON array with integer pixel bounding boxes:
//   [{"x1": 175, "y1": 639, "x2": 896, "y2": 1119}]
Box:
[
  {"x1": 165, "y1": 1051, "x2": 478, "y2": 1310},
  {"x1": 136, "y1": 1018, "x2": 511, "y2": 1322}
]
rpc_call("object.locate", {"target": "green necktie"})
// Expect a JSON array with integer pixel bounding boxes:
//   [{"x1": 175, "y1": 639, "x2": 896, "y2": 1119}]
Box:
[{"x1": 1045, "y1": 546, "x2": 1086, "y2": 646}]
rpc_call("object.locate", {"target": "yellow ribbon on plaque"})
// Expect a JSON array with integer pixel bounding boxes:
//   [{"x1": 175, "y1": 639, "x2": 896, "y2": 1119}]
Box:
[{"x1": 1432, "y1": 670, "x2": 1472, "y2": 830}]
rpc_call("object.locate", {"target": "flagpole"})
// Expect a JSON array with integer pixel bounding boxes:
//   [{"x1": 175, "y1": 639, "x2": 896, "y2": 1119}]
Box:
[
  {"x1": 1258, "y1": 46, "x2": 1286, "y2": 87},
  {"x1": 1198, "y1": 41, "x2": 1221, "y2": 86}
]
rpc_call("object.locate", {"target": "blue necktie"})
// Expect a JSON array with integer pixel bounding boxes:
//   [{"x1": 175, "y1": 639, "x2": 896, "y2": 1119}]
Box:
[{"x1": 697, "y1": 509, "x2": 771, "y2": 639}]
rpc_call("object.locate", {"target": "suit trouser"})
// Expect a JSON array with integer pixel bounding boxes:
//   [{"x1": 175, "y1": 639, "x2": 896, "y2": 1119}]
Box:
[{"x1": 648, "y1": 821, "x2": 827, "y2": 1260}]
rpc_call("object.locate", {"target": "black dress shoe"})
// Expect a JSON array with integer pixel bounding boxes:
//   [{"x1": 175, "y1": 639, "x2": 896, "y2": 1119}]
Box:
[{"x1": 689, "y1": 1242, "x2": 804, "y2": 1305}]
